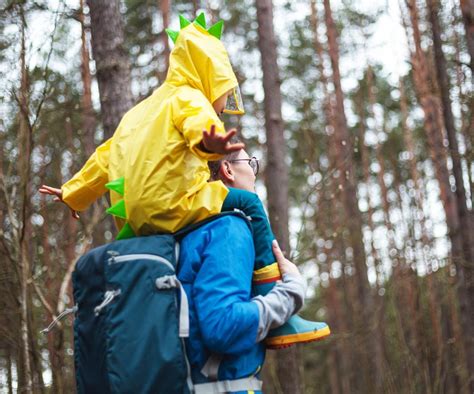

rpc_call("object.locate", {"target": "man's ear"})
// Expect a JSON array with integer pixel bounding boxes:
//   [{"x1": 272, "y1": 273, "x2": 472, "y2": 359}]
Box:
[{"x1": 219, "y1": 161, "x2": 235, "y2": 183}]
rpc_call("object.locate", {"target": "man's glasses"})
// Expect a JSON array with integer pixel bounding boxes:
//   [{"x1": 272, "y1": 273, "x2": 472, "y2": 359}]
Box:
[{"x1": 228, "y1": 157, "x2": 259, "y2": 176}]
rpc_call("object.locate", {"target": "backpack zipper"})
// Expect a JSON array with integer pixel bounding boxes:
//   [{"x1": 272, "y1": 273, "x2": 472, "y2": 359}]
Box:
[
  {"x1": 108, "y1": 253, "x2": 174, "y2": 272},
  {"x1": 41, "y1": 305, "x2": 78, "y2": 334}
]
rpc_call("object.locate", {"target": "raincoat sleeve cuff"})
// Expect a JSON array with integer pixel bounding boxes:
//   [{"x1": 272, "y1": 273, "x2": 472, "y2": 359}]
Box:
[{"x1": 61, "y1": 138, "x2": 112, "y2": 211}]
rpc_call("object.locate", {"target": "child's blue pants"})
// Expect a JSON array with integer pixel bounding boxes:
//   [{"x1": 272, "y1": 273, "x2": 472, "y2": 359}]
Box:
[{"x1": 222, "y1": 187, "x2": 276, "y2": 270}]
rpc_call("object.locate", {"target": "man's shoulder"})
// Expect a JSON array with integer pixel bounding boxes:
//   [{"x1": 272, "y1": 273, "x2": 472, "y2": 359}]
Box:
[
  {"x1": 178, "y1": 214, "x2": 255, "y2": 270},
  {"x1": 181, "y1": 213, "x2": 252, "y2": 244}
]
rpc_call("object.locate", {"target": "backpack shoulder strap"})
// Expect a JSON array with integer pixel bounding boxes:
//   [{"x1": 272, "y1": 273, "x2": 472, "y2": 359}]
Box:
[{"x1": 174, "y1": 210, "x2": 251, "y2": 241}]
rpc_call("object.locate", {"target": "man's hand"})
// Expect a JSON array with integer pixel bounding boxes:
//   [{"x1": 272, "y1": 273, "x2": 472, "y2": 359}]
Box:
[
  {"x1": 201, "y1": 125, "x2": 245, "y2": 154},
  {"x1": 272, "y1": 240, "x2": 302, "y2": 279},
  {"x1": 39, "y1": 185, "x2": 80, "y2": 220}
]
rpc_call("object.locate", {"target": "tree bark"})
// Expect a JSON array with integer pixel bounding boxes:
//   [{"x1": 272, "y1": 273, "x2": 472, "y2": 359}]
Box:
[
  {"x1": 255, "y1": 0, "x2": 302, "y2": 393},
  {"x1": 452, "y1": 15, "x2": 474, "y2": 207},
  {"x1": 427, "y1": 0, "x2": 474, "y2": 275},
  {"x1": 322, "y1": 0, "x2": 370, "y2": 306},
  {"x1": 159, "y1": 0, "x2": 171, "y2": 82},
  {"x1": 427, "y1": 3, "x2": 474, "y2": 385},
  {"x1": 79, "y1": 0, "x2": 96, "y2": 157},
  {"x1": 17, "y1": 6, "x2": 33, "y2": 393},
  {"x1": 7, "y1": 345, "x2": 13, "y2": 394},
  {"x1": 309, "y1": 4, "x2": 353, "y2": 392},
  {"x1": 459, "y1": 0, "x2": 474, "y2": 73},
  {"x1": 86, "y1": 0, "x2": 133, "y2": 138},
  {"x1": 366, "y1": 67, "x2": 389, "y2": 393},
  {"x1": 322, "y1": 0, "x2": 374, "y2": 390},
  {"x1": 192, "y1": 0, "x2": 200, "y2": 18}
]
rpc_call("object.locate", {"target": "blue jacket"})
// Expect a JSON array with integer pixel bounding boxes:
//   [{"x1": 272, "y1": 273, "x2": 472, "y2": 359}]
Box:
[{"x1": 178, "y1": 215, "x2": 266, "y2": 387}]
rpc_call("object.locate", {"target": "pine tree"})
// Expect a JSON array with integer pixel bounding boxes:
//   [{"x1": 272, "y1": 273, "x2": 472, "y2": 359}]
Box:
[
  {"x1": 255, "y1": 0, "x2": 302, "y2": 392},
  {"x1": 86, "y1": 0, "x2": 133, "y2": 138}
]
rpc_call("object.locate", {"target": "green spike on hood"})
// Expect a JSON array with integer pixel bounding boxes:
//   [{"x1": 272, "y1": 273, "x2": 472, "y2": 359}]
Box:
[
  {"x1": 105, "y1": 177, "x2": 125, "y2": 196},
  {"x1": 179, "y1": 14, "x2": 191, "y2": 29},
  {"x1": 194, "y1": 12, "x2": 206, "y2": 29},
  {"x1": 207, "y1": 20, "x2": 224, "y2": 40},
  {"x1": 166, "y1": 28, "x2": 179, "y2": 43},
  {"x1": 116, "y1": 222, "x2": 135, "y2": 240},
  {"x1": 106, "y1": 199, "x2": 127, "y2": 219},
  {"x1": 167, "y1": 14, "x2": 225, "y2": 46}
]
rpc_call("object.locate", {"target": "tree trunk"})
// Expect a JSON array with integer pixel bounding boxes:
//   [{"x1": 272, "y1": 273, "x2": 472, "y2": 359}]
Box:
[
  {"x1": 17, "y1": 7, "x2": 33, "y2": 392},
  {"x1": 459, "y1": 0, "x2": 474, "y2": 73},
  {"x1": 309, "y1": 4, "x2": 353, "y2": 392},
  {"x1": 427, "y1": 0, "x2": 474, "y2": 281},
  {"x1": 427, "y1": 2, "x2": 474, "y2": 386},
  {"x1": 366, "y1": 66, "x2": 389, "y2": 392},
  {"x1": 79, "y1": 0, "x2": 96, "y2": 157},
  {"x1": 7, "y1": 345, "x2": 13, "y2": 394},
  {"x1": 452, "y1": 15, "x2": 474, "y2": 207},
  {"x1": 86, "y1": 0, "x2": 133, "y2": 138},
  {"x1": 255, "y1": 0, "x2": 302, "y2": 393},
  {"x1": 405, "y1": 0, "x2": 474, "y2": 387},
  {"x1": 159, "y1": 0, "x2": 171, "y2": 82},
  {"x1": 322, "y1": 0, "x2": 370, "y2": 307},
  {"x1": 322, "y1": 0, "x2": 374, "y2": 390}
]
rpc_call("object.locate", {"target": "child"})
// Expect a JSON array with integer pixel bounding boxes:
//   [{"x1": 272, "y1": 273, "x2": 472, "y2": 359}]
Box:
[{"x1": 40, "y1": 14, "x2": 329, "y2": 348}]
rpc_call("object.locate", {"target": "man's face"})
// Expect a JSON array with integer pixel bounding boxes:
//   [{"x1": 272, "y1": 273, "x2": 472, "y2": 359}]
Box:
[{"x1": 225, "y1": 150, "x2": 256, "y2": 192}]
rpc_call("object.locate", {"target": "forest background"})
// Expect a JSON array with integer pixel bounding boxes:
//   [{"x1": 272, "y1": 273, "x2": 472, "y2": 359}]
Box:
[{"x1": 0, "y1": 0, "x2": 473, "y2": 393}]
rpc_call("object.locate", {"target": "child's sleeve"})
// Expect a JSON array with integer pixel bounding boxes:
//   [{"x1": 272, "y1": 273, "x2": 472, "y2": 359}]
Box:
[
  {"x1": 172, "y1": 90, "x2": 226, "y2": 161},
  {"x1": 61, "y1": 138, "x2": 112, "y2": 211}
]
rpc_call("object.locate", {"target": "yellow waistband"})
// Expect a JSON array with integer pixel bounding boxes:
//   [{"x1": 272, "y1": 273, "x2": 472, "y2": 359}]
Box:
[{"x1": 252, "y1": 263, "x2": 281, "y2": 283}]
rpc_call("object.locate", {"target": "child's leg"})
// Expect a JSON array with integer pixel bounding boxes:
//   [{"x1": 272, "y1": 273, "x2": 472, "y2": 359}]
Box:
[
  {"x1": 222, "y1": 187, "x2": 275, "y2": 270},
  {"x1": 222, "y1": 187, "x2": 331, "y2": 349}
]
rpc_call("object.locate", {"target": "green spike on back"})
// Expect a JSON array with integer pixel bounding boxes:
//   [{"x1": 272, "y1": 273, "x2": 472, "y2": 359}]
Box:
[
  {"x1": 179, "y1": 14, "x2": 191, "y2": 29},
  {"x1": 166, "y1": 28, "x2": 179, "y2": 43},
  {"x1": 106, "y1": 199, "x2": 127, "y2": 220},
  {"x1": 194, "y1": 12, "x2": 206, "y2": 29},
  {"x1": 105, "y1": 177, "x2": 125, "y2": 196},
  {"x1": 207, "y1": 20, "x2": 224, "y2": 39},
  {"x1": 116, "y1": 222, "x2": 135, "y2": 240}
]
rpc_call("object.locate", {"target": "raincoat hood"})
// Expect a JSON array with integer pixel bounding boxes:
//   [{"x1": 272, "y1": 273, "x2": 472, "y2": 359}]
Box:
[{"x1": 166, "y1": 23, "x2": 239, "y2": 106}]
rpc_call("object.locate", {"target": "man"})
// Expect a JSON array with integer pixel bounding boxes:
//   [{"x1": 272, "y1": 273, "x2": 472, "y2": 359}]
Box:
[{"x1": 178, "y1": 147, "x2": 306, "y2": 393}]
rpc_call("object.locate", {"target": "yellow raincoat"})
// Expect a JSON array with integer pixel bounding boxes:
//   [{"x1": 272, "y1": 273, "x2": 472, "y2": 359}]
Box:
[{"x1": 62, "y1": 23, "x2": 240, "y2": 235}]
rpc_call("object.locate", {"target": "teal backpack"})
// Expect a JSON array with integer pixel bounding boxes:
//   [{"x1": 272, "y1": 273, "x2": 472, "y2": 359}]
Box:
[
  {"x1": 72, "y1": 232, "x2": 192, "y2": 394},
  {"x1": 65, "y1": 212, "x2": 249, "y2": 394}
]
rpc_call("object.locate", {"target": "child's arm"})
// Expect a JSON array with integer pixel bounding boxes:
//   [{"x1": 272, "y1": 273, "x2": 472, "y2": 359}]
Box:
[
  {"x1": 173, "y1": 91, "x2": 243, "y2": 160},
  {"x1": 39, "y1": 138, "x2": 112, "y2": 213}
]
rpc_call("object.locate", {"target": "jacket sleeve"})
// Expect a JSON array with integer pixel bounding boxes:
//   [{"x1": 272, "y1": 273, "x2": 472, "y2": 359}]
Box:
[
  {"x1": 193, "y1": 218, "x2": 260, "y2": 355},
  {"x1": 172, "y1": 90, "x2": 226, "y2": 161},
  {"x1": 61, "y1": 138, "x2": 112, "y2": 211}
]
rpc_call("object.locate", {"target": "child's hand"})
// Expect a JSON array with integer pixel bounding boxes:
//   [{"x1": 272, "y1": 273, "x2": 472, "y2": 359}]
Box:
[
  {"x1": 201, "y1": 125, "x2": 245, "y2": 154},
  {"x1": 39, "y1": 185, "x2": 80, "y2": 220},
  {"x1": 272, "y1": 240, "x2": 302, "y2": 279}
]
